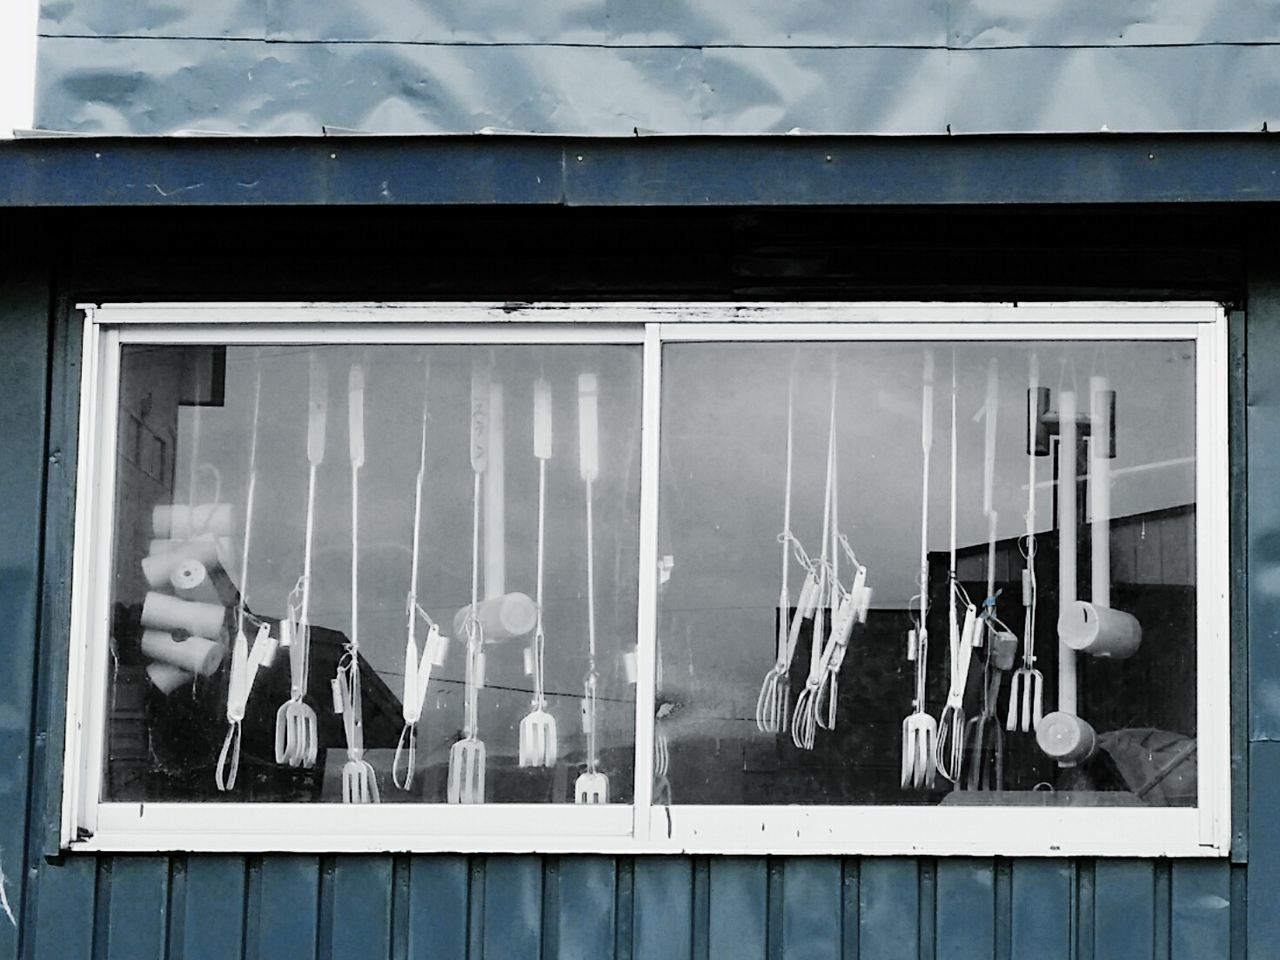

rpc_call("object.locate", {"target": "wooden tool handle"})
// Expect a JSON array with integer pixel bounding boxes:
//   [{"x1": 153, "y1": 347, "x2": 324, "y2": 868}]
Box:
[
  {"x1": 578, "y1": 373, "x2": 599, "y2": 482},
  {"x1": 470, "y1": 362, "x2": 490, "y2": 474},
  {"x1": 534, "y1": 377, "x2": 553, "y2": 460},
  {"x1": 308, "y1": 354, "x2": 327, "y2": 466},
  {"x1": 348, "y1": 363, "x2": 365, "y2": 468}
]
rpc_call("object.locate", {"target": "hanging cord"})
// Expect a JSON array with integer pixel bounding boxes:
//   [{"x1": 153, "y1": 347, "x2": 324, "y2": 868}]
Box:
[
  {"x1": 1009, "y1": 352, "x2": 1044, "y2": 733},
  {"x1": 216, "y1": 354, "x2": 265, "y2": 792},
  {"x1": 901, "y1": 350, "x2": 937, "y2": 789},
  {"x1": 534, "y1": 443, "x2": 548, "y2": 710},
  {"x1": 756, "y1": 361, "x2": 798, "y2": 733},
  {"x1": 389, "y1": 358, "x2": 435, "y2": 788},
  {"x1": 336, "y1": 363, "x2": 378, "y2": 802},
  {"x1": 792, "y1": 364, "x2": 837, "y2": 750},
  {"x1": 274, "y1": 354, "x2": 324, "y2": 769},
  {"x1": 935, "y1": 349, "x2": 972, "y2": 783},
  {"x1": 465, "y1": 470, "x2": 483, "y2": 739}
]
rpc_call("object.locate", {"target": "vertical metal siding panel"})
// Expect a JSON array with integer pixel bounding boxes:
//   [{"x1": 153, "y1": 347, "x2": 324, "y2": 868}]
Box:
[
  {"x1": 934, "y1": 860, "x2": 995, "y2": 960},
  {"x1": 781, "y1": 858, "x2": 841, "y2": 960},
  {"x1": 183, "y1": 857, "x2": 247, "y2": 960},
  {"x1": 481, "y1": 856, "x2": 542, "y2": 960},
  {"x1": 1092, "y1": 860, "x2": 1155, "y2": 960},
  {"x1": 557, "y1": 857, "x2": 616, "y2": 960},
  {"x1": 0, "y1": 268, "x2": 50, "y2": 960},
  {"x1": 1248, "y1": 271, "x2": 1280, "y2": 955},
  {"x1": 406, "y1": 856, "x2": 469, "y2": 960},
  {"x1": 249, "y1": 856, "x2": 319, "y2": 960},
  {"x1": 707, "y1": 858, "x2": 767, "y2": 960},
  {"x1": 30, "y1": 858, "x2": 95, "y2": 960},
  {"x1": 330, "y1": 856, "x2": 392, "y2": 960},
  {"x1": 1228, "y1": 308, "x2": 1248, "y2": 864},
  {"x1": 103, "y1": 857, "x2": 170, "y2": 960},
  {"x1": 1170, "y1": 862, "x2": 1230, "y2": 960},
  {"x1": 1009, "y1": 860, "x2": 1071, "y2": 960},
  {"x1": 633, "y1": 858, "x2": 692, "y2": 960},
  {"x1": 1248, "y1": 251, "x2": 1280, "y2": 740},
  {"x1": 857, "y1": 859, "x2": 918, "y2": 960},
  {"x1": 1247, "y1": 740, "x2": 1280, "y2": 950}
]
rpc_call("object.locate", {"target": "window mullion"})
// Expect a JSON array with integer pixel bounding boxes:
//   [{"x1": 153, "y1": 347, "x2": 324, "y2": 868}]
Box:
[{"x1": 630, "y1": 323, "x2": 663, "y2": 839}]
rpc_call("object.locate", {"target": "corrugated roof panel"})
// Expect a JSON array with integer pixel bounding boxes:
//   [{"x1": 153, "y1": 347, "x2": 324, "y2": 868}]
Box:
[
  {"x1": 946, "y1": 46, "x2": 1280, "y2": 133},
  {"x1": 700, "y1": 48, "x2": 948, "y2": 134},
  {"x1": 39, "y1": 0, "x2": 265, "y2": 39},
  {"x1": 951, "y1": 0, "x2": 1280, "y2": 48},
  {"x1": 34, "y1": 38, "x2": 708, "y2": 134},
  {"x1": 266, "y1": 0, "x2": 607, "y2": 46}
]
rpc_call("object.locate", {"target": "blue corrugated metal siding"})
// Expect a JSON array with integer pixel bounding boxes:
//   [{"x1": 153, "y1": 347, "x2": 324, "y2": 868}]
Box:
[
  {"x1": 12, "y1": 854, "x2": 1258, "y2": 959},
  {"x1": 0, "y1": 221, "x2": 1265, "y2": 959}
]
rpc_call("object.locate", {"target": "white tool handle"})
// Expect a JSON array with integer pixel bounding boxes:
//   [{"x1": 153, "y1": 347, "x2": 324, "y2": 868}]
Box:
[
  {"x1": 237, "y1": 357, "x2": 263, "y2": 639},
  {"x1": 1058, "y1": 390, "x2": 1079, "y2": 716},
  {"x1": 1090, "y1": 376, "x2": 1111, "y2": 608},
  {"x1": 919, "y1": 350, "x2": 933, "y2": 629},
  {"x1": 578, "y1": 374, "x2": 599, "y2": 483},
  {"x1": 982, "y1": 358, "x2": 998, "y2": 517},
  {"x1": 534, "y1": 376, "x2": 553, "y2": 461},
  {"x1": 407, "y1": 358, "x2": 429, "y2": 648},
  {"x1": 471, "y1": 362, "x2": 490, "y2": 474},
  {"x1": 308, "y1": 354, "x2": 327, "y2": 467},
  {"x1": 948, "y1": 353, "x2": 959, "y2": 662},
  {"x1": 349, "y1": 363, "x2": 365, "y2": 468}
]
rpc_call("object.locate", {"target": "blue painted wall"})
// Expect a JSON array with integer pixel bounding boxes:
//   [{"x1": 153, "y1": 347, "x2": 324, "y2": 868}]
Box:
[{"x1": 0, "y1": 200, "x2": 1263, "y2": 959}]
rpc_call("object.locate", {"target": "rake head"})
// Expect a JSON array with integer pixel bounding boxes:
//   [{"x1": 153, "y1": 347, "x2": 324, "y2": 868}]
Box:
[
  {"x1": 342, "y1": 757, "x2": 380, "y2": 804},
  {"x1": 274, "y1": 700, "x2": 319, "y2": 767},
  {"x1": 575, "y1": 770, "x2": 609, "y2": 805},
  {"x1": 1006, "y1": 667, "x2": 1044, "y2": 733},
  {"x1": 901, "y1": 711, "x2": 938, "y2": 789},
  {"x1": 519, "y1": 707, "x2": 558, "y2": 768},
  {"x1": 447, "y1": 736, "x2": 486, "y2": 804}
]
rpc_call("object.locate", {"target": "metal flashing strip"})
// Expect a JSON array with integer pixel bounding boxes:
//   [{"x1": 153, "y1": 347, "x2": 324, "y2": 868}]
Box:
[{"x1": 5, "y1": 134, "x2": 1280, "y2": 207}]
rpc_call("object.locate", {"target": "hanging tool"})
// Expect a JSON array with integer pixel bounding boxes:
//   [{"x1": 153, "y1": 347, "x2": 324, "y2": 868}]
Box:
[
  {"x1": 902, "y1": 350, "x2": 937, "y2": 789},
  {"x1": 520, "y1": 374, "x2": 558, "y2": 768},
  {"x1": 1009, "y1": 354, "x2": 1044, "y2": 733},
  {"x1": 216, "y1": 354, "x2": 276, "y2": 791},
  {"x1": 332, "y1": 363, "x2": 379, "y2": 803},
  {"x1": 935, "y1": 353, "x2": 978, "y2": 783},
  {"x1": 394, "y1": 357, "x2": 447, "y2": 791},
  {"x1": 448, "y1": 361, "x2": 490, "y2": 803},
  {"x1": 576, "y1": 373, "x2": 609, "y2": 804},
  {"x1": 962, "y1": 358, "x2": 1007, "y2": 790},
  {"x1": 815, "y1": 415, "x2": 870, "y2": 734},
  {"x1": 756, "y1": 363, "x2": 801, "y2": 734},
  {"x1": 963, "y1": 668, "x2": 1005, "y2": 790},
  {"x1": 791, "y1": 371, "x2": 837, "y2": 751},
  {"x1": 1035, "y1": 383, "x2": 1098, "y2": 765},
  {"x1": 274, "y1": 353, "x2": 324, "y2": 768}
]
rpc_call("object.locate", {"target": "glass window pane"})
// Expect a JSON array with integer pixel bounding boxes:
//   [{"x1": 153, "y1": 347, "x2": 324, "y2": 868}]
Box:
[
  {"x1": 106, "y1": 342, "x2": 642, "y2": 804},
  {"x1": 656, "y1": 340, "x2": 1197, "y2": 807}
]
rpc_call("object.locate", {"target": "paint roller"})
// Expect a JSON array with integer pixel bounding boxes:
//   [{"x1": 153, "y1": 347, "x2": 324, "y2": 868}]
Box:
[
  {"x1": 141, "y1": 590, "x2": 228, "y2": 640},
  {"x1": 141, "y1": 629, "x2": 226, "y2": 676}
]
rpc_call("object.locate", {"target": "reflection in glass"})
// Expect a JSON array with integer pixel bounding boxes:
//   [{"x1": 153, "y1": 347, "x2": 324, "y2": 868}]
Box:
[
  {"x1": 106, "y1": 343, "x2": 642, "y2": 804},
  {"x1": 657, "y1": 341, "x2": 1197, "y2": 806}
]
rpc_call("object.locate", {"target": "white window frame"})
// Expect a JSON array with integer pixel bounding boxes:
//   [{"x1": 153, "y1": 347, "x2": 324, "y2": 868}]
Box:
[{"x1": 62, "y1": 301, "x2": 1231, "y2": 857}]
